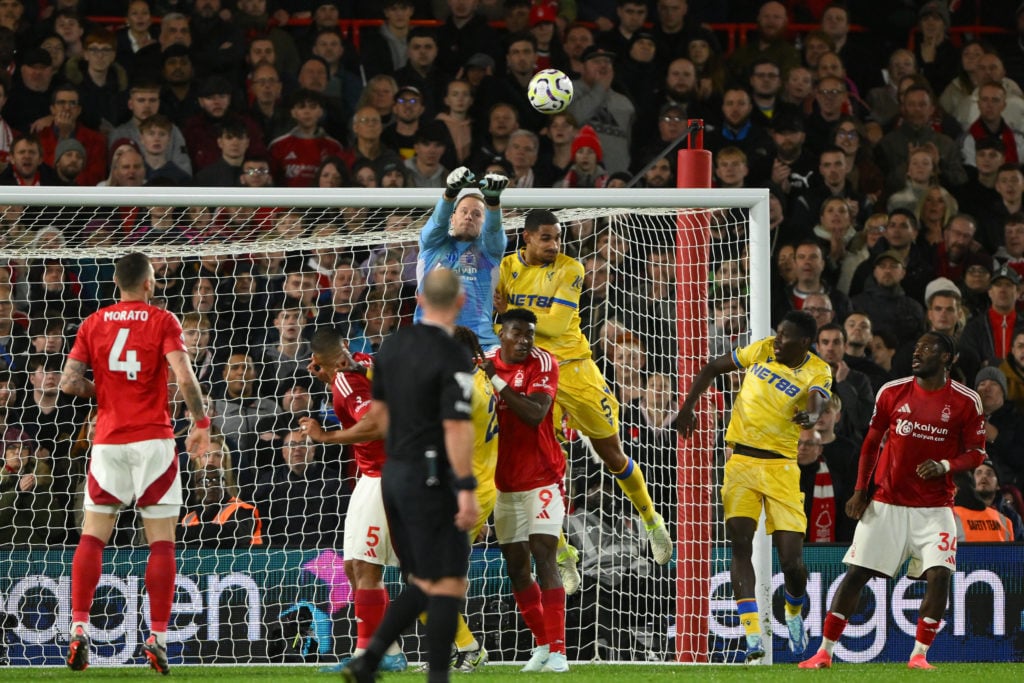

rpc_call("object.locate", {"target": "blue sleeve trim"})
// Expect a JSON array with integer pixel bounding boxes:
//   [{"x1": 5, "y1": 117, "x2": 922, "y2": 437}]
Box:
[
  {"x1": 731, "y1": 349, "x2": 741, "y2": 368},
  {"x1": 810, "y1": 386, "x2": 830, "y2": 398},
  {"x1": 551, "y1": 297, "x2": 577, "y2": 309}
]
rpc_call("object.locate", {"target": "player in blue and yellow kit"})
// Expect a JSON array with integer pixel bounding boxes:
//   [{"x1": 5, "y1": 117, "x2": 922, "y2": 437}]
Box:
[
  {"x1": 415, "y1": 166, "x2": 508, "y2": 348},
  {"x1": 495, "y1": 209, "x2": 673, "y2": 567},
  {"x1": 678, "y1": 310, "x2": 832, "y2": 661}
]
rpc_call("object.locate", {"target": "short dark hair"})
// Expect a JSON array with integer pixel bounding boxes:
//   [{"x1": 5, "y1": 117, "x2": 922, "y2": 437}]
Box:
[
  {"x1": 889, "y1": 207, "x2": 919, "y2": 231},
  {"x1": 524, "y1": 209, "x2": 559, "y2": 232},
  {"x1": 310, "y1": 327, "x2": 346, "y2": 358},
  {"x1": 289, "y1": 87, "x2": 326, "y2": 109},
  {"x1": 500, "y1": 308, "x2": 538, "y2": 326},
  {"x1": 816, "y1": 322, "x2": 847, "y2": 343},
  {"x1": 782, "y1": 310, "x2": 817, "y2": 342},
  {"x1": 407, "y1": 26, "x2": 437, "y2": 44},
  {"x1": 114, "y1": 252, "x2": 152, "y2": 291}
]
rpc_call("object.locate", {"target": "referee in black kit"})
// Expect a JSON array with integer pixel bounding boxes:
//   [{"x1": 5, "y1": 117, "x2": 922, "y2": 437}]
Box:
[{"x1": 343, "y1": 268, "x2": 480, "y2": 683}]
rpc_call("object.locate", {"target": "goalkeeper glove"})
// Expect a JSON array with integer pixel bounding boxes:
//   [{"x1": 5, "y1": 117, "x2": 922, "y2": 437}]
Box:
[
  {"x1": 479, "y1": 173, "x2": 509, "y2": 207},
  {"x1": 445, "y1": 166, "x2": 476, "y2": 197}
]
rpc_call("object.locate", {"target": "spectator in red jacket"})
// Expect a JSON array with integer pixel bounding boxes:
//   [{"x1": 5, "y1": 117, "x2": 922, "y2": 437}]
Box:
[{"x1": 36, "y1": 83, "x2": 107, "y2": 186}]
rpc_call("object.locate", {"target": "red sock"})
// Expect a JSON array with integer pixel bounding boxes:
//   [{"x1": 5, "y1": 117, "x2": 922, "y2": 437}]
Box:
[
  {"x1": 512, "y1": 582, "x2": 548, "y2": 645},
  {"x1": 541, "y1": 587, "x2": 566, "y2": 654},
  {"x1": 71, "y1": 534, "x2": 106, "y2": 624},
  {"x1": 915, "y1": 617, "x2": 940, "y2": 647},
  {"x1": 146, "y1": 541, "x2": 176, "y2": 632},
  {"x1": 354, "y1": 588, "x2": 389, "y2": 650},
  {"x1": 822, "y1": 612, "x2": 849, "y2": 642}
]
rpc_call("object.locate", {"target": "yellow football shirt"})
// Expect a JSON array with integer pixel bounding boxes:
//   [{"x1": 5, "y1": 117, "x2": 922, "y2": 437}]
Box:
[
  {"x1": 498, "y1": 251, "x2": 591, "y2": 362},
  {"x1": 471, "y1": 367, "x2": 498, "y2": 490},
  {"x1": 727, "y1": 336, "x2": 833, "y2": 459}
]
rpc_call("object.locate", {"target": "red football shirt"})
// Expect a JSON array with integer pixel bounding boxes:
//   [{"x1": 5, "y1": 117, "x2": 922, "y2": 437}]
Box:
[
  {"x1": 487, "y1": 346, "x2": 564, "y2": 492},
  {"x1": 331, "y1": 353, "x2": 386, "y2": 477},
  {"x1": 68, "y1": 301, "x2": 186, "y2": 445},
  {"x1": 857, "y1": 376, "x2": 986, "y2": 507}
]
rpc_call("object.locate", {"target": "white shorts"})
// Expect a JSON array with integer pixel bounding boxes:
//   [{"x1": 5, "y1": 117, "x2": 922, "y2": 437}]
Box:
[
  {"x1": 843, "y1": 500, "x2": 957, "y2": 579},
  {"x1": 86, "y1": 439, "x2": 181, "y2": 519},
  {"x1": 344, "y1": 474, "x2": 398, "y2": 566},
  {"x1": 494, "y1": 484, "x2": 565, "y2": 544}
]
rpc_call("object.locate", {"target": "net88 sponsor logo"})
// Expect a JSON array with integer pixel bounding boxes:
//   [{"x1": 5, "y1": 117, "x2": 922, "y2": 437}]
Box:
[{"x1": 2, "y1": 573, "x2": 261, "y2": 665}]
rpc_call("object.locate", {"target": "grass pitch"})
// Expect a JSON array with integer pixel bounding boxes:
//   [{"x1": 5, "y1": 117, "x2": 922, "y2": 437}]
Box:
[{"x1": 18, "y1": 662, "x2": 1017, "y2": 682}]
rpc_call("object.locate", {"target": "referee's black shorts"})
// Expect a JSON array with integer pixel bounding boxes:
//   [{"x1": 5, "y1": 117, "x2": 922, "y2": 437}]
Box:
[{"x1": 381, "y1": 460, "x2": 470, "y2": 581}]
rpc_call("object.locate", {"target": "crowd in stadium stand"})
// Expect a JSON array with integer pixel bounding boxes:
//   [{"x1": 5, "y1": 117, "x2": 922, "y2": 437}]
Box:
[{"x1": 1, "y1": 0, "x2": 1024, "y2": 557}]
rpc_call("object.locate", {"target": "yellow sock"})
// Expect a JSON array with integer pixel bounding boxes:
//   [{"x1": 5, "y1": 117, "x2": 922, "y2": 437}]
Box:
[
  {"x1": 557, "y1": 532, "x2": 568, "y2": 554},
  {"x1": 418, "y1": 611, "x2": 427, "y2": 625},
  {"x1": 611, "y1": 458, "x2": 656, "y2": 524},
  {"x1": 454, "y1": 613, "x2": 477, "y2": 651},
  {"x1": 737, "y1": 599, "x2": 760, "y2": 637}
]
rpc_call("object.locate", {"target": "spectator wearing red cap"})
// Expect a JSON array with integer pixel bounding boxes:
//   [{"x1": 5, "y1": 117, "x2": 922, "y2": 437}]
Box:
[
  {"x1": 529, "y1": 2, "x2": 569, "y2": 72},
  {"x1": 556, "y1": 124, "x2": 608, "y2": 188}
]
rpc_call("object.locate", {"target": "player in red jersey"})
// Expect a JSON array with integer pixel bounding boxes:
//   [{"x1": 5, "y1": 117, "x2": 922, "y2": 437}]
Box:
[
  {"x1": 298, "y1": 329, "x2": 407, "y2": 673},
  {"x1": 59, "y1": 253, "x2": 210, "y2": 675},
  {"x1": 800, "y1": 332, "x2": 986, "y2": 671},
  {"x1": 482, "y1": 308, "x2": 569, "y2": 674}
]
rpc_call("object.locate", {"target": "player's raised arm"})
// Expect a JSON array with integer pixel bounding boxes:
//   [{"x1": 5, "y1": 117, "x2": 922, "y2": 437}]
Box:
[
  {"x1": 299, "y1": 400, "x2": 388, "y2": 445},
  {"x1": 676, "y1": 353, "x2": 739, "y2": 437},
  {"x1": 479, "y1": 172, "x2": 509, "y2": 257},
  {"x1": 420, "y1": 167, "x2": 478, "y2": 249}
]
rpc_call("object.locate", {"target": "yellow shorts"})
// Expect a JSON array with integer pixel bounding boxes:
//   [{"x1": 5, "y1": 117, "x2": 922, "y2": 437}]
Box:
[
  {"x1": 470, "y1": 484, "x2": 497, "y2": 542},
  {"x1": 555, "y1": 359, "x2": 619, "y2": 440},
  {"x1": 721, "y1": 453, "x2": 806, "y2": 534}
]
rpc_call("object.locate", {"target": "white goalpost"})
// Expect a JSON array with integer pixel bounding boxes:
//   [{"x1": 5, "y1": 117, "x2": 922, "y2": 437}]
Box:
[{"x1": 0, "y1": 186, "x2": 771, "y2": 667}]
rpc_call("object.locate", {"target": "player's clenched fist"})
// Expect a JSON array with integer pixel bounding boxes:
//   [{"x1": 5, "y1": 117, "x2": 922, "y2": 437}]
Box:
[
  {"x1": 479, "y1": 173, "x2": 509, "y2": 206},
  {"x1": 445, "y1": 166, "x2": 476, "y2": 196}
]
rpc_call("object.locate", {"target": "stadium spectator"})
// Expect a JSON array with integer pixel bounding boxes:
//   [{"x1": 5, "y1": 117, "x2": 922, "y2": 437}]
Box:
[
  {"x1": 797, "y1": 399, "x2": 858, "y2": 543},
  {"x1": 235, "y1": 0, "x2": 299, "y2": 79},
  {"x1": 435, "y1": 0, "x2": 502, "y2": 77},
  {"x1": 435, "y1": 79, "x2": 474, "y2": 167},
  {"x1": 183, "y1": 76, "x2": 265, "y2": 173},
  {"x1": 194, "y1": 118, "x2": 249, "y2": 187},
  {"x1": 257, "y1": 304, "x2": 311, "y2": 396},
  {"x1": 555, "y1": 124, "x2": 607, "y2": 188},
  {"x1": 973, "y1": 459, "x2": 1023, "y2": 534},
  {"x1": 358, "y1": 0, "x2": 414, "y2": 79},
  {"x1": 506, "y1": 128, "x2": 544, "y2": 187},
  {"x1": 851, "y1": 250, "x2": 926, "y2": 348},
  {"x1": 211, "y1": 351, "x2": 279, "y2": 498},
  {"x1": 960, "y1": 82, "x2": 1024, "y2": 167},
  {"x1": 35, "y1": 84, "x2": 106, "y2": 187},
  {"x1": 849, "y1": 209, "x2": 933, "y2": 302},
  {"x1": 403, "y1": 121, "x2": 449, "y2": 188},
  {"x1": 953, "y1": 53, "x2": 1024, "y2": 132},
  {"x1": 158, "y1": 43, "x2": 199, "y2": 127},
  {"x1": 563, "y1": 22, "x2": 594, "y2": 77},
  {"x1": 632, "y1": 102, "x2": 688, "y2": 175},
  {"x1": 877, "y1": 85, "x2": 966, "y2": 194},
  {"x1": 1001, "y1": 329, "x2": 1024, "y2": 415},
  {"x1": 974, "y1": 367, "x2": 1024, "y2": 492},
  {"x1": 977, "y1": 164, "x2": 1024, "y2": 254},
  {"x1": 713, "y1": 146, "x2": 748, "y2": 189},
  {"x1": 567, "y1": 45, "x2": 633, "y2": 174},
  {"x1": 188, "y1": 0, "x2": 245, "y2": 83},
  {"x1": 109, "y1": 80, "x2": 192, "y2": 176},
  {"x1": 115, "y1": 0, "x2": 157, "y2": 64},
  {"x1": 6, "y1": 46, "x2": 59, "y2": 134},
  {"x1": 253, "y1": 428, "x2": 344, "y2": 548},
  {"x1": 727, "y1": 1, "x2": 799, "y2": 82},
  {"x1": 957, "y1": 137, "x2": 1004, "y2": 219},
  {"x1": 137, "y1": 115, "x2": 190, "y2": 185},
  {"x1": 0, "y1": 431, "x2": 53, "y2": 546},
  {"x1": 64, "y1": 30, "x2": 126, "y2": 133},
  {"x1": 392, "y1": 27, "x2": 449, "y2": 122},
  {"x1": 247, "y1": 62, "x2": 291, "y2": 144},
  {"x1": 313, "y1": 28, "x2": 361, "y2": 114},
  {"x1": 0, "y1": 134, "x2": 59, "y2": 186},
  {"x1": 773, "y1": 239, "x2": 852, "y2": 326},
  {"x1": 959, "y1": 265, "x2": 1024, "y2": 369},
  {"x1": 179, "y1": 463, "x2": 263, "y2": 548},
  {"x1": 99, "y1": 141, "x2": 145, "y2": 187},
  {"x1": 382, "y1": 84, "x2": 428, "y2": 159},
  {"x1": 706, "y1": 86, "x2": 773, "y2": 185}
]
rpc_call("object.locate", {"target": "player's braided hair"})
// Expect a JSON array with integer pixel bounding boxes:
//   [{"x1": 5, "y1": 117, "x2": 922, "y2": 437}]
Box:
[
  {"x1": 453, "y1": 325, "x2": 485, "y2": 359},
  {"x1": 926, "y1": 331, "x2": 958, "y2": 369}
]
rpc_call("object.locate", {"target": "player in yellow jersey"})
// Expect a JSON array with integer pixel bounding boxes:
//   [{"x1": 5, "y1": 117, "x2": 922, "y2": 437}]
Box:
[
  {"x1": 494, "y1": 209, "x2": 673, "y2": 567},
  {"x1": 677, "y1": 310, "x2": 832, "y2": 662}
]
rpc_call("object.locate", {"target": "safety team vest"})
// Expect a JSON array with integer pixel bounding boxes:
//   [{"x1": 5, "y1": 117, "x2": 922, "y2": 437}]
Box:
[
  {"x1": 953, "y1": 506, "x2": 1014, "y2": 542},
  {"x1": 181, "y1": 497, "x2": 264, "y2": 545}
]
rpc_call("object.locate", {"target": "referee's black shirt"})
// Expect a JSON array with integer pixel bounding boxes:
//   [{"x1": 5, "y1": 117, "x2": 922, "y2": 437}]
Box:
[{"x1": 372, "y1": 322, "x2": 474, "y2": 463}]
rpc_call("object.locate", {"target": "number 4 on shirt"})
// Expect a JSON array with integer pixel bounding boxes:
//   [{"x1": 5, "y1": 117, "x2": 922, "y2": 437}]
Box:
[{"x1": 108, "y1": 328, "x2": 141, "y2": 380}]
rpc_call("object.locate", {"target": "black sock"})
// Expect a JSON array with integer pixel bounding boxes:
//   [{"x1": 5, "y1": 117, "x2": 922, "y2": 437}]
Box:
[
  {"x1": 364, "y1": 584, "x2": 428, "y2": 668},
  {"x1": 426, "y1": 595, "x2": 462, "y2": 681}
]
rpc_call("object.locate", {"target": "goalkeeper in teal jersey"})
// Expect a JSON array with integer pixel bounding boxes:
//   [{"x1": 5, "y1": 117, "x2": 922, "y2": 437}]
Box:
[{"x1": 414, "y1": 166, "x2": 508, "y2": 348}]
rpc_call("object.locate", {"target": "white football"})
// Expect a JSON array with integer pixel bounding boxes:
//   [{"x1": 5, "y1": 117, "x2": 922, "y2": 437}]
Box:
[{"x1": 527, "y1": 69, "x2": 574, "y2": 114}]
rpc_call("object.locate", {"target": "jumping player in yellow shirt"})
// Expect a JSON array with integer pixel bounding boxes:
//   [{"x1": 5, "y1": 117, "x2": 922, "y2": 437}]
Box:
[
  {"x1": 495, "y1": 209, "x2": 673, "y2": 567},
  {"x1": 677, "y1": 310, "x2": 832, "y2": 662}
]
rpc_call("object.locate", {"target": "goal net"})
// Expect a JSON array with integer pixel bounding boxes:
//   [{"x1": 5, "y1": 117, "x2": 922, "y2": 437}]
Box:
[{"x1": 0, "y1": 186, "x2": 770, "y2": 667}]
